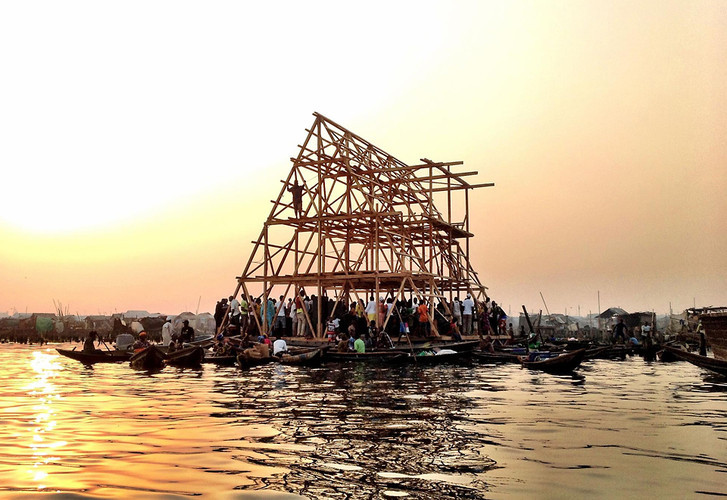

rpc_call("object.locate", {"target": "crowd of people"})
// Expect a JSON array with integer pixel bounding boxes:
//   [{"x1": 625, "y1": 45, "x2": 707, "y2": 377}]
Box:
[{"x1": 213, "y1": 289, "x2": 511, "y2": 342}]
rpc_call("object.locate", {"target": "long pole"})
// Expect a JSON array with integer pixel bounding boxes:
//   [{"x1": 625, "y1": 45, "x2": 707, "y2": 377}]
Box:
[{"x1": 597, "y1": 290, "x2": 601, "y2": 338}]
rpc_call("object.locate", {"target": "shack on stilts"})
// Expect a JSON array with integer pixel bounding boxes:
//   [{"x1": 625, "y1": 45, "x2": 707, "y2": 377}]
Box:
[{"x1": 227, "y1": 112, "x2": 493, "y2": 340}]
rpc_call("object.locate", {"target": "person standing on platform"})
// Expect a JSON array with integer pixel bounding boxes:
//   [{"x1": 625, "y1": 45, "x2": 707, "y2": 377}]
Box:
[
  {"x1": 229, "y1": 295, "x2": 241, "y2": 328},
  {"x1": 378, "y1": 297, "x2": 387, "y2": 328},
  {"x1": 365, "y1": 296, "x2": 377, "y2": 325},
  {"x1": 462, "y1": 294, "x2": 475, "y2": 335},
  {"x1": 274, "y1": 295, "x2": 286, "y2": 335},
  {"x1": 453, "y1": 297, "x2": 462, "y2": 329},
  {"x1": 239, "y1": 295, "x2": 249, "y2": 334},
  {"x1": 214, "y1": 298, "x2": 227, "y2": 331},
  {"x1": 295, "y1": 290, "x2": 306, "y2": 337},
  {"x1": 417, "y1": 299, "x2": 431, "y2": 336},
  {"x1": 289, "y1": 298, "x2": 297, "y2": 336}
]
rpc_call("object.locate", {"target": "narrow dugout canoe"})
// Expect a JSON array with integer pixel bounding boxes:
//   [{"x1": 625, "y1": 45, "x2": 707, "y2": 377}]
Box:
[
  {"x1": 129, "y1": 345, "x2": 166, "y2": 371},
  {"x1": 519, "y1": 348, "x2": 586, "y2": 374},
  {"x1": 56, "y1": 348, "x2": 131, "y2": 365},
  {"x1": 278, "y1": 348, "x2": 323, "y2": 366},
  {"x1": 663, "y1": 346, "x2": 727, "y2": 376},
  {"x1": 472, "y1": 351, "x2": 520, "y2": 364},
  {"x1": 323, "y1": 351, "x2": 409, "y2": 363},
  {"x1": 410, "y1": 350, "x2": 472, "y2": 365},
  {"x1": 165, "y1": 346, "x2": 205, "y2": 368},
  {"x1": 202, "y1": 355, "x2": 238, "y2": 366}
]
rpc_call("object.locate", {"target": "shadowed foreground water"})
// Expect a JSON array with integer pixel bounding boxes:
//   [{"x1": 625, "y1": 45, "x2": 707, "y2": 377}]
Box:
[{"x1": 0, "y1": 343, "x2": 725, "y2": 499}]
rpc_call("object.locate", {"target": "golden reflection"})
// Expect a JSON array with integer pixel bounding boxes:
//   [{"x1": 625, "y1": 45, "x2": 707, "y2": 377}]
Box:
[{"x1": 25, "y1": 351, "x2": 63, "y2": 491}]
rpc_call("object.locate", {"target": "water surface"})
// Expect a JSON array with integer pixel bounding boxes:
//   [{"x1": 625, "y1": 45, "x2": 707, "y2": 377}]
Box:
[{"x1": 0, "y1": 343, "x2": 725, "y2": 498}]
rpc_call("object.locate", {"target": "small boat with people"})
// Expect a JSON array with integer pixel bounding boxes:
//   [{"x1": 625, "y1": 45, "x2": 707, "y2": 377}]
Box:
[
  {"x1": 56, "y1": 348, "x2": 132, "y2": 365},
  {"x1": 236, "y1": 343, "x2": 275, "y2": 369},
  {"x1": 409, "y1": 348, "x2": 472, "y2": 365},
  {"x1": 278, "y1": 347, "x2": 324, "y2": 366},
  {"x1": 519, "y1": 348, "x2": 587, "y2": 374},
  {"x1": 129, "y1": 345, "x2": 166, "y2": 371}
]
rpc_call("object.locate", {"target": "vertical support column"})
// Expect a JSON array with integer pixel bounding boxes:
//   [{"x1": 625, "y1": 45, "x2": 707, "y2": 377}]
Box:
[
  {"x1": 465, "y1": 188, "x2": 470, "y2": 283},
  {"x1": 374, "y1": 208, "x2": 380, "y2": 326}
]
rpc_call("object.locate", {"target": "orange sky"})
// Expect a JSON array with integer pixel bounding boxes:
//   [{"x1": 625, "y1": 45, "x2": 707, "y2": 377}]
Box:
[{"x1": 1, "y1": 1, "x2": 725, "y2": 317}]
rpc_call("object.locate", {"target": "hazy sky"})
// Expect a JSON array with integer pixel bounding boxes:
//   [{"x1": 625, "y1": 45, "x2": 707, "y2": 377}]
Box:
[{"x1": 1, "y1": 1, "x2": 725, "y2": 317}]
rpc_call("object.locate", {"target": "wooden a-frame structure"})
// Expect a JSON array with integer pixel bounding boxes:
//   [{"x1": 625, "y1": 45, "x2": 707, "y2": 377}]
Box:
[{"x1": 231, "y1": 112, "x2": 493, "y2": 338}]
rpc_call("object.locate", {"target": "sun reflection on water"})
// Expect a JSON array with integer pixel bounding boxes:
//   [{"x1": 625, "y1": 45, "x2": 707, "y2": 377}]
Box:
[{"x1": 25, "y1": 351, "x2": 64, "y2": 491}]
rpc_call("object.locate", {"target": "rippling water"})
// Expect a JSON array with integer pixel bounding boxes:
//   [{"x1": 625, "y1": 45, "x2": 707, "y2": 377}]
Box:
[{"x1": 1, "y1": 343, "x2": 726, "y2": 499}]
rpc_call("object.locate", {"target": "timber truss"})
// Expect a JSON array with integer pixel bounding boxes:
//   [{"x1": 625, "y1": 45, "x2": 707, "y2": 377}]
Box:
[{"x1": 232, "y1": 112, "x2": 494, "y2": 338}]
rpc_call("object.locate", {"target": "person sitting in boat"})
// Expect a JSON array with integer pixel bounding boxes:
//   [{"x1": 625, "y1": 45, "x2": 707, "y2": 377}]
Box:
[
  {"x1": 168, "y1": 338, "x2": 178, "y2": 353},
  {"x1": 180, "y1": 320, "x2": 195, "y2": 344},
  {"x1": 132, "y1": 332, "x2": 150, "y2": 352},
  {"x1": 481, "y1": 334, "x2": 495, "y2": 353},
  {"x1": 337, "y1": 332, "x2": 350, "y2": 353},
  {"x1": 273, "y1": 337, "x2": 288, "y2": 356},
  {"x1": 83, "y1": 331, "x2": 101, "y2": 353},
  {"x1": 353, "y1": 332, "x2": 366, "y2": 353}
]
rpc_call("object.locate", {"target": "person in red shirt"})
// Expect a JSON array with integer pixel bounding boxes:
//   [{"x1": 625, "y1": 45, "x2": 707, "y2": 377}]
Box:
[{"x1": 417, "y1": 300, "x2": 430, "y2": 336}]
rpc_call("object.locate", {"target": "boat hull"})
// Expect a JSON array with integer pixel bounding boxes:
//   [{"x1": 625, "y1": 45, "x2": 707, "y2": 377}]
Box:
[
  {"x1": 56, "y1": 348, "x2": 131, "y2": 365},
  {"x1": 202, "y1": 355, "x2": 237, "y2": 366},
  {"x1": 520, "y1": 348, "x2": 586, "y2": 374},
  {"x1": 129, "y1": 345, "x2": 166, "y2": 371},
  {"x1": 472, "y1": 351, "x2": 520, "y2": 364},
  {"x1": 701, "y1": 313, "x2": 727, "y2": 361},
  {"x1": 323, "y1": 351, "x2": 408, "y2": 363},
  {"x1": 410, "y1": 351, "x2": 472, "y2": 365},
  {"x1": 663, "y1": 346, "x2": 727, "y2": 376},
  {"x1": 278, "y1": 348, "x2": 323, "y2": 366},
  {"x1": 165, "y1": 346, "x2": 205, "y2": 368}
]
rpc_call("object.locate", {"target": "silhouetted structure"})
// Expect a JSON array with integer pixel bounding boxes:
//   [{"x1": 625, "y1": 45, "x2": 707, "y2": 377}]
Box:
[{"x1": 232, "y1": 113, "x2": 493, "y2": 338}]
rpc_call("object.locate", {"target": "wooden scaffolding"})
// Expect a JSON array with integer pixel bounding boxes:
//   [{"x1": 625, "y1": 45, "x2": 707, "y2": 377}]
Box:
[{"x1": 231, "y1": 112, "x2": 494, "y2": 338}]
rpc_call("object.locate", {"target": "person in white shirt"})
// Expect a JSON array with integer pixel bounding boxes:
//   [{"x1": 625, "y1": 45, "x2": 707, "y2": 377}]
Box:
[
  {"x1": 273, "y1": 337, "x2": 288, "y2": 356},
  {"x1": 462, "y1": 294, "x2": 475, "y2": 335},
  {"x1": 161, "y1": 318, "x2": 173, "y2": 346},
  {"x1": 452, "y1": 298, "x2": 462, "y2": 327},
  {"x1": 229, "y1": 295, "x2": 241, "y2": 326},
  {"x1": 365, "y1": 296, "x2": 377, "y2": 323},
  {"x1": 274, "y1": 295, "x2": 286, "y2": 334}
]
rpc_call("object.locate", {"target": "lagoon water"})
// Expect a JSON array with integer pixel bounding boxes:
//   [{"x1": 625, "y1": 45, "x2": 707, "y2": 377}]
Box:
[{"x1": 1, "y1": 343, "x2": 726, "y2": 499}]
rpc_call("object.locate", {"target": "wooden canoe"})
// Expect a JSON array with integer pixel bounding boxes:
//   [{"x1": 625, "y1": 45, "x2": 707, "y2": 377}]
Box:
[
  {"x1": 663, "y1": 346, "x2": 727, "y2": 376},
  {"x1": 472, "y1": 351, "x2": 520, "y2": 364},
  {"x1": 236, "y1": 352, "x2": 275, "y2": 369},
  {"x1": 395, "y1": 340, "x2": 480, "y2": 352},
  {"x1": 323, "y1": 351, "x2": 409, "y2": 363},
  {"x1": 520, "y1": 348, "x2": 586, "y2": 374},
  {"x1": 56, "y1": 348, "x2": 131, "y2": 365},
  {"x1": 165, "y1": 346, "x2": 205, "y2": 368},
  {"x1": 129, "y1": 345, "x2": 166, "y2": 371},
  {"x1": 410, "y1": 350, "x2": 472, "y2": 365},
  {"x1": 278, "y1": 347, "x2": 323, "y2": 366},
  {"x1": 202, "y1": 355, "x2": 238, "y2": 366}
]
